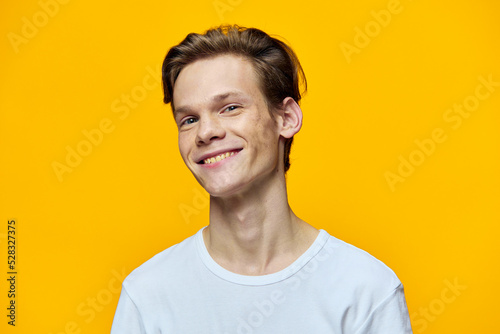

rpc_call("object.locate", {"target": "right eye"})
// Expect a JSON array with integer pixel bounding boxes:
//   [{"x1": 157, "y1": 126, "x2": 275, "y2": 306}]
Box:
[{"x1": 181, "y1": 117, "x2": 198, "y2": 126}]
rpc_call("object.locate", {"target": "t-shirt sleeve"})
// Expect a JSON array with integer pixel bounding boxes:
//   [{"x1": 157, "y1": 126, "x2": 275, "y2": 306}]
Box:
[
  {"x1": 110, "y1": 284, "x2": 146, "y2": 334},
  {"x1": 354, "y1": 283, "x2": 413, "y2": 334}
]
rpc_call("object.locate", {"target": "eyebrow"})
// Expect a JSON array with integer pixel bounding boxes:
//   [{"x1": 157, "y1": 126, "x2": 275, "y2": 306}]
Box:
[{"x1": 173, "y1": 91, "x2": 249, "y2": 117}]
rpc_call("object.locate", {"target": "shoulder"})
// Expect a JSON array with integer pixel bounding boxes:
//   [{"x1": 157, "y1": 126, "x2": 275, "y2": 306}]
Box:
[
  {"x1": 122, "y1": 229, "x2": 200, "y2": 290},
  {"x1": 317, "y1": 231, "x2": 402, "y2": 294},
  {"x1": 321, "y1": 234, "x2": 412, "y2": 333}
]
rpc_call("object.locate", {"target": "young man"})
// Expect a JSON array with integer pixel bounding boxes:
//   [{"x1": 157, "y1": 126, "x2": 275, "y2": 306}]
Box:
[{"x1": 111, "y1": 25, "x2": 413, "y2": 333}]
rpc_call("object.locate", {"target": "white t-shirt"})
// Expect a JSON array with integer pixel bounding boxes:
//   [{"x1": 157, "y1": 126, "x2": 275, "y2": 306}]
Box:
[{"x1": 111, "y1": 227, "x2": 413, "y2": 333}]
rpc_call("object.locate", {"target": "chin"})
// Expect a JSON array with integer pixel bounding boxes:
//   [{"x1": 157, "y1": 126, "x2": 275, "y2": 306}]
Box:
[
  {"x1": 192, "y1": 171, "x2": 246, "y2": 197},
  {"x1": 202, "y1": 184, "x2": 242, "y2": 198},
  {"x1": 198, "y1": 177, "x2": 250, "y2": 198}
]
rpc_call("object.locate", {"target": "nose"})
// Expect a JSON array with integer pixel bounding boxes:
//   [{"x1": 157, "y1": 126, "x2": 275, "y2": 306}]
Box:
[{"x1": 196, "y1": 114, "x2": 226, "y2": 145}]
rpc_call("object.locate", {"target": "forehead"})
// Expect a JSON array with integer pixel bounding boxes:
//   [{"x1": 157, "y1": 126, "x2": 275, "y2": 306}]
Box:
[{"x1": 172, "y1": 55, "x2": 263, "y2": 112}]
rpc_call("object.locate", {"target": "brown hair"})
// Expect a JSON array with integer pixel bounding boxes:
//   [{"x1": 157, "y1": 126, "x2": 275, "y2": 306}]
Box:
[{"x1": 162, "y1": 24, "x2": 307, "y2": 172}]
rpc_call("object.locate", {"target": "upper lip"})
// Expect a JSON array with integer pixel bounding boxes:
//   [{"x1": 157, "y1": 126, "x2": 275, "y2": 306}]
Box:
[{"x1": 196, "y1": 148, "x2": 242, "y2": 164}]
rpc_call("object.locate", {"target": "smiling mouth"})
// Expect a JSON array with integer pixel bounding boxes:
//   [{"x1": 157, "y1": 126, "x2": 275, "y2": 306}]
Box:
[{"x1": 198, "y1": 149, "x2": 241, "y2": 165}]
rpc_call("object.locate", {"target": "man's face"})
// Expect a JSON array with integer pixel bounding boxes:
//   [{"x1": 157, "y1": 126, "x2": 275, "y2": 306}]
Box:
[{"x1": 172, "y1": 54, "x2": 283, "y2": 197}]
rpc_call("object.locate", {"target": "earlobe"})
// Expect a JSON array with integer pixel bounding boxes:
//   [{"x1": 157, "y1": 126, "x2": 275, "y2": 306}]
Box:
[{"x1": 279, "y1": 97, "x2": 303, "y2": 139}]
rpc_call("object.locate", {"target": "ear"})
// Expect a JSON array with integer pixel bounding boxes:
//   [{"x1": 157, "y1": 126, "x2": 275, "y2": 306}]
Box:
[{"x1": 278, "y1": 97, "x2": 303, "y2": 138}]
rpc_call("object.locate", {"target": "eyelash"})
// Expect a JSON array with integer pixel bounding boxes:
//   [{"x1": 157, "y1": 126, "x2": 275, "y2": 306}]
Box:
[
  {"x1": 180, "y1": 105, "x2": 240, "y2": 127},
  {"x1": 181, "y1": 117, "x2": 197, "y2": 126},
  {"x1": 224, "y1": 105, "x2": 239, "y2": 112}
]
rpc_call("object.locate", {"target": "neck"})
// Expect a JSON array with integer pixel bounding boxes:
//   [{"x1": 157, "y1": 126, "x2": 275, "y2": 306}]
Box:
[{"x1": 203, "y1": 172, "x2": 318, "y2": 276}]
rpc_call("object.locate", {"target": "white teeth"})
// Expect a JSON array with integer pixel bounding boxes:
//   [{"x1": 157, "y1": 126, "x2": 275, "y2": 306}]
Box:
[{"x1": 203, "y1": 151, "x2": 236, "y2": 164}]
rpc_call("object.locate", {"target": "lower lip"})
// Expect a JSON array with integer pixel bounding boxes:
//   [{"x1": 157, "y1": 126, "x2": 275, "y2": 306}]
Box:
[{"x1": 199, "y1": 150, "x2": 241, "y2": 169}]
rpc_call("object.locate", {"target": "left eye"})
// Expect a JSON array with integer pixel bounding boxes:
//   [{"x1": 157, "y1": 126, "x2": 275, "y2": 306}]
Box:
[
  {"x1": 182, "y1": 117, "x2": 197, "y2": 126},
  {"x1": 224, "y1": 105, "x2": 239, "y2": 112}
]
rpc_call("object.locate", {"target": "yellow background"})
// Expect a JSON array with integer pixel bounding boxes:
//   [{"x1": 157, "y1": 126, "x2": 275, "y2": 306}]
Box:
[{"x1": 1, "y1": 0, "x2": 499, "y2": 333}]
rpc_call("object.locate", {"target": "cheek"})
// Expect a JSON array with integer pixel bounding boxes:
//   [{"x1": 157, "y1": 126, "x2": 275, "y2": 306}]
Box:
[
  {"x1": 254, "y1": 122, "x2": 280, "y2": 157},
  {"x1": 178, "y1": 134, "x2": 191, "y2": 161}
]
